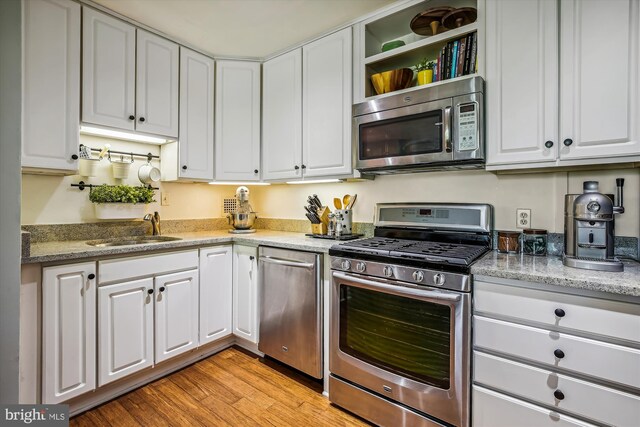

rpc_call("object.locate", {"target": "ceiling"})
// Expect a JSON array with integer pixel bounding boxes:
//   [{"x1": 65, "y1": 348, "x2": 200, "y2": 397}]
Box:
[{"x1": 91, "y1": 0, "x2": 397, "y2": 58}]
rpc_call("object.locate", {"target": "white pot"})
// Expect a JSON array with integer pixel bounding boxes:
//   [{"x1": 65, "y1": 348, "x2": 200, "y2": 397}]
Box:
[
  {"x1": 111, "y1": 161, "x2": 131, "y2": 179},
  {"x1": 94, "y1": 203, "x2": 147, "y2": 220},
  {"x1": 79, "y1": 159, "x2": 100, "y2": 177}
]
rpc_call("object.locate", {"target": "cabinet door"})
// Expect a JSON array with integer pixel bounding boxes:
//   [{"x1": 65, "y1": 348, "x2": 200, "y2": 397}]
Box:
[
  {"x1": 42, "y1": 262, "x2": 96, "y2": 403},
  {"x1": 302, "y1": 28, "x2": 353, "y2": 178},
  {"x1": 155, "y1": 269, "x2": 199, "y2": 363},
  {"x1": 82, "y1": 7, "x2": 136, "y2": 130},
  {"x1": 98, "y1": 278, "x2": 154, "y2": 386},
  {"x1": 560, "y1": 0, "x2": 640, "y2": 160},
  {"x1": 136, "y1": 30, "x2": 179, "y2": 138},
  {"x1": 262, "y1": 49, "x2": 303, "y2": 181},
  {"x1": 215, "y1": 61, "x2": 261, "y2": 181},
  {"x1": 179, "y1": 47, "x2": 215, "y2": 181},
  {"x1": 22, "y1": 0, "x2": 80, "y2": 173},
  {"x1": 199, "y1": 246, "x2": 233, "y2": 345},
  {"x1": 232, "y1": 245, "x2": 259, "y2": 344},
  {"x1": 485, "y1": 0, "x2": 558, "y2": 167}
]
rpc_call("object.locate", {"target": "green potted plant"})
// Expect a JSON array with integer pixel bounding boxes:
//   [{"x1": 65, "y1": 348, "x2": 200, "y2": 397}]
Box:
[
  {"x1": 414, "y1": 58, "x2": 436, "y2": 85},
  {"x1": 89, "y1": 184, "x2": 155, "y2": 219}
]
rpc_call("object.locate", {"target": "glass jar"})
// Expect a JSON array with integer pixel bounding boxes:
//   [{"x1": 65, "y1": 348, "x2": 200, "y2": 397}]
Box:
[
  {"x1": 497, "y1": 231, "x2": 520, "y2": 253},
  {"x1": 522, "y1": 229, "x2": 548, "y2": 256}
]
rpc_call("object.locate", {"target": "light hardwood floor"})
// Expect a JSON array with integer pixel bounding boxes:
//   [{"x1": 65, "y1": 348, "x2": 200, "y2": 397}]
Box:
[{"x1": 70, "y1": 346, "x2": 371, "y2": 426}]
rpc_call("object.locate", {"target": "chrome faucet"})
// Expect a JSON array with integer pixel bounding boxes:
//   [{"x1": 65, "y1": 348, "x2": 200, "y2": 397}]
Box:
[{"x1": 144, "y1": 211, "x2": 161, "y2": 236}]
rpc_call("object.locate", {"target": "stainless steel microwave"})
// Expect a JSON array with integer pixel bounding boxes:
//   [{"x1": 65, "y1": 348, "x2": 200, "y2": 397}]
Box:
[{"x1": 353, "y1": 76, "x2": 484, "y2": 173}]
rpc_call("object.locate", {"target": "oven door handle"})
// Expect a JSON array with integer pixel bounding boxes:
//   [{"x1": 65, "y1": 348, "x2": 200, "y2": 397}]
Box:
[{"x1": 332, "y1": 271, "x2": 461, "y2": 302}]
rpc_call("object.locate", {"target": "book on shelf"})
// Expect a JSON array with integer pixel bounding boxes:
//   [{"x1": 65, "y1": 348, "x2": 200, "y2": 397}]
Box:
[{"x1": 436, "y1": 31, "x2": 477, "y2": 82}]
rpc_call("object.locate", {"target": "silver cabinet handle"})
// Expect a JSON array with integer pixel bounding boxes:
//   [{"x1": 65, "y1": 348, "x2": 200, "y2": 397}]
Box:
[
  {"x1": 332, "y1": 271, "x2": 460, "y2": 302},
  {"x1": 443, "y1": 106, "x2": 452, "y2": 153},
  {"x1": 260, "y1": 256, "x2": 315, "y2": 270}
]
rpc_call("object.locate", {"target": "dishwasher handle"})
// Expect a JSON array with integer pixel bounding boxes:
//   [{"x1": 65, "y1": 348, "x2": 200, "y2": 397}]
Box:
[{"x1": 259, "y1": 256, "x2": 315, "y2": 270}]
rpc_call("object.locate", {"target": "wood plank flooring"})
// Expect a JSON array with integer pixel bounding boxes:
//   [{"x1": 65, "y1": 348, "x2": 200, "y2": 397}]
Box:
[{"x1": 70, "y1": 346, "x2": 371, "y2": 427}]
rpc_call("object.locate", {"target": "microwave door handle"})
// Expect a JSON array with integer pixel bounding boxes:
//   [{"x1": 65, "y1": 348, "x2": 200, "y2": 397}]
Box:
[{"x1": 443, "y1": 106, "x2": 452, "y2": 153}]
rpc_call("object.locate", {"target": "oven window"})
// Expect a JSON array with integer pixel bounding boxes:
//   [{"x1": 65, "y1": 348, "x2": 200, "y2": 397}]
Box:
[
  {"x1": 359, "y1": 110, "x2": 443, "y2": 160},
  {"x1": 339, "y1": 285, "x2": 451, "y2": 389}
]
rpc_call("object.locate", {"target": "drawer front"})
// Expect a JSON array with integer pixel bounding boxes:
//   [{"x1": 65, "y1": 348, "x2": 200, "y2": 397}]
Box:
[
  {"x1": 99, "y1": 250, "x2": 198, "y2": 284},
  {"x1": 474, "y1": 316, "x2": 640, "y2": 390},
  {"x1": 475, "y1": 280, "x2": 640, "y2": 344},
  {"x1": 473, "y1": 386, "x2": 596, "y2": 427},
  {"x1": 474, "y1": 352, "x2": 640, "y2": 426}
]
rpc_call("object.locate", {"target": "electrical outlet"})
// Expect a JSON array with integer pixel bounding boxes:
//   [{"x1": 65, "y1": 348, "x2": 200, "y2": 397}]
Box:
[
  {"x1": 516, "y1": 208, "x2": 531, "y2": 229},
  {"x1": 161, "y1": 192, "x2": 171, "y2": 206}
]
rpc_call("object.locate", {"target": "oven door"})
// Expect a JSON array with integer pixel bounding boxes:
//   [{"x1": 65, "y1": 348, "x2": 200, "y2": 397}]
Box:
[
  {"x1": 330, "y1": 270, "x2": 470, "y2": 427},
  {"x1": 354, "y1": 98, "x2": 453, "y2": 171}
]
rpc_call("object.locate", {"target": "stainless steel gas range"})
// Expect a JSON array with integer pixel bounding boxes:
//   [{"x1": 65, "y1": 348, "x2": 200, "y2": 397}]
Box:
[{"x1": 328, "y1": 203, "x2": 493, "y2": 427}]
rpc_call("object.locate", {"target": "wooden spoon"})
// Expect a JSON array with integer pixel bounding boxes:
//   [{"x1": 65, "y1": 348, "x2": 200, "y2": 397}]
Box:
[
  {"x1": 348, "y1": 194, "x2": 357, "y2": 209},
  {"x1": 342, "y1": 195, "x2": 351, "y2": 210},
  {"x1": 333, "y1": 198, "x2": 342, "y2": 210}
]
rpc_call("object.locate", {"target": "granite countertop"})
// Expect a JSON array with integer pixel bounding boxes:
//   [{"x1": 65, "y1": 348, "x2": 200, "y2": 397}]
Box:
[
  {"x1": 23, "y1": 230, "x2": 340, "y2": 264},
  {"x1": 472, "y1": 251, "x2": 640, "y2": 297}
]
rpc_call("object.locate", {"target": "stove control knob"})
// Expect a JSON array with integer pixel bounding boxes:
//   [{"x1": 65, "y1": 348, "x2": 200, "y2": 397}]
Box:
[
  {"x1": 340, "y1": 260, "x2": 351, "y2": 270},
  {"x1": 587, "y1": 201, "x2": 601, "y2": 213},
  {"x1": 383, "y1": 266, "x2": 394, "y2": 278},
  {"x1": 433, "y1": 273, "x2": 446, "y2": 286},
  {"x1": 356, "y1": 262, "x2": 366, "y2": 273},
  {"x1": 412, "y1": 270, "x2": 424, "y2": 282}
]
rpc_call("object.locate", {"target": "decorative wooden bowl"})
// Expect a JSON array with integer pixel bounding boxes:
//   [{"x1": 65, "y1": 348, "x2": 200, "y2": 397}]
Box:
[
  {"x1": 371, "y1": 68, "x2": 414, "y2": 95},
  {"x1": 442, "y1": 7, "x2": 477, "y2": 29},
  {"x1": 410, "y1": 7, "x2": 455, "y2": 36}
]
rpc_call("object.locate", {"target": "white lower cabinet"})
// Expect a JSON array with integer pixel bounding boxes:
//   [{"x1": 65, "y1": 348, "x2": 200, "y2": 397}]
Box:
[
  {"x1": 199, "y1": 246, "x2": 233, "y2": 345},
  {"x1": 232, "y1": 245, "x2": 259, "y2": 344},
  {"x1": 472, "y1": 278, "x2": 640, "y2": 426},
  {"x1": 42, "y1": 262, "x2": 96, "y2": 404},
  {"x1": 154, "y1": 269, "x2": 199, "y2": 363},
  {"x1": 98, "y1": 278, "x2": 154, "y2": 386}
]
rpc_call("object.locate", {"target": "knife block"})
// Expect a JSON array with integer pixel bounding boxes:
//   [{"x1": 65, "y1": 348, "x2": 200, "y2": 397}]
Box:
[
  {"x1": 310, "y1": 206, "x2": 330, "y2": 235},
  {"x1": 310, "y1": 223, "x2": 327, "y2": 235}
]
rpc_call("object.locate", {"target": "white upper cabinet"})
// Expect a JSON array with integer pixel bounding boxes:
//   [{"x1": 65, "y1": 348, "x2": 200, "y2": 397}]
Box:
[
  {"x1": 559, "y1": 0, "x2": 640, "y2": 161},
  {"x1": 22, "y1": 0, "x2": 80, "y2": 173},
  {"x1": 199, "y1": 246, "x2": 233, "y2": 345},
  {"x1": 82, "y1": 7, "x2": 179, "y2": 138},
  {"x1": 177, "y1": 47, "x2": 215, "y2": 181},
  {"x1": 215, "y1": 60, "x2": 261, "y2": 181},
  {"x1": 262, "y1": 49, "x2": 303, "y2": 181},
  {"x1": 82, "y1": 7, "x2": 136, "y2": 131},
  {"x1": 485, "y1": 0, "x2": 558, "y2": 167},
  {"x1": 136, "y1": 30, "x2": 179, "y2": 138},
  {"x1": 302, "y1": 27, "x2": 353, "y2": 178}
]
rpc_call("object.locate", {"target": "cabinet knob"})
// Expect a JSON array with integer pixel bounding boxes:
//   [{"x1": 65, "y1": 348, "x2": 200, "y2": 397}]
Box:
[
  {"x1": 554, "y1": 390, "x2": 565, "y2": 401},
  {"x1": 139, "y1": 117, "x2": 146, "y2": 123},
  {"x1": 249, "y1": 256, "x2": 255, "y2": 261},
  {"x1": 254, "y1": 169, "x2": 259, "y2": 174},
  {"x1": 159, "y1": 286, "x2": 165, "y2": 293},
  {"x1": 71, "y1": 154, "x2": 79, "y2": 160},
  {"x1": 88, "y1": 273, "x2": 95, "y2": 280},
  {"x1": 301, "y1": 164, "x2": 306, "y2": 169},
  {"x1": 182, "y1": 165, "x2": 188, "y2": 170},
  {"x1": 294, "y1": 165, "x2": 300, "y2": 170},
  {"x1": 544, "y1": 141, "x2": 554, "y2": 148},
  {"x1": 554, "y1": 349, "x2": 565, "y2": 359},
  {"x1": 554, "y1": 308, "x2": 565, "y2": 318},
  {"x1": 129, "y1": 115, "x2": 135, "y2": 120},
  {"x1": 147, "y1": 289, "x2": 154, "y2": 295},
  {"x1": 563, "y1": 138, "x2": 573, "y2": 146}
]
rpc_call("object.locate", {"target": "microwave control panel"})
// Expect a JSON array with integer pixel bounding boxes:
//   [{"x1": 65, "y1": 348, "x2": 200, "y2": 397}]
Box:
[{"x1": 457, "y1": 103, "x2": 478, "y2": 151}]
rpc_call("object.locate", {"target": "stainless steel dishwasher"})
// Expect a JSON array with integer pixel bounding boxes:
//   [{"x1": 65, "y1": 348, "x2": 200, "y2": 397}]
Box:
[{"x1": 258, "y1": 246, "x2": 322, "y2": 379}]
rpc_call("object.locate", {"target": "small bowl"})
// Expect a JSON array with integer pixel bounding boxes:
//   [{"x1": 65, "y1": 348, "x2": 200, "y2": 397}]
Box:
[
  {"x1": 370, "y1": 68, "x2": 414, "y2": 95},
  {"x1": 381, "y1": 40, "x2": 405, "y2": 52}
]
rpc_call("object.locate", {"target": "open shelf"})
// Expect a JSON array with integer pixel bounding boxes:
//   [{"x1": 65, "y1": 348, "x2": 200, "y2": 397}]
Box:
[{"x1": 362, "y1": 73, "x2": 478, "y2": 102}]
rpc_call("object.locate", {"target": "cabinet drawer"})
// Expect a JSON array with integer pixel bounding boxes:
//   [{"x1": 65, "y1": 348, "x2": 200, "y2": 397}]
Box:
[
  {"x1": 474, "y1": 316, "x2": 640, "y2": 390},
  {"x1": 98, "y1": 250, "x2": 198, "y2": 284},
  {"x1": 475, "y1": 280, "x2": 640, "y2": 344},
  {"x1": 473, "y1": 386, "x2": 596, "y2": 427},
  {"x1": 474, "y1": 352, "x2": 640, "y2": 427}
]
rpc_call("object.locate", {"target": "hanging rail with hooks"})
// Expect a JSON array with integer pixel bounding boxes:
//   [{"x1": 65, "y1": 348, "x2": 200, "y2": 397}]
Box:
[
  {"x1": 70, "y1": 181, "x2": 159, "y2": 191},
  {"x1": 79, "y1": 144, "x2": 159, "y2": 162}
]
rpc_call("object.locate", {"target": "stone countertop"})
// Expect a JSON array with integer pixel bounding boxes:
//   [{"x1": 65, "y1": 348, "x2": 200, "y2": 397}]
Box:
[
  {"x1": 472, "y1": 251, "x2": 640, "y2": 297},
  {"x1": 23, "y1": 230, "x2": 341, "y2": 264}
]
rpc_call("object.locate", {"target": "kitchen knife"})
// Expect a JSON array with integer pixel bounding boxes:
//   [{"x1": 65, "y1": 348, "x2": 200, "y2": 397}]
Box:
[{"x1": 312, "y1": 194, "x2": 323, "y2": 208}]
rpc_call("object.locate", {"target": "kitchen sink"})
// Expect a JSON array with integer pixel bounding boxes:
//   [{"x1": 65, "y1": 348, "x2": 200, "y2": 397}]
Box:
[{"x1": 86, "y1": 236, "x2": 182, "y2": 247}]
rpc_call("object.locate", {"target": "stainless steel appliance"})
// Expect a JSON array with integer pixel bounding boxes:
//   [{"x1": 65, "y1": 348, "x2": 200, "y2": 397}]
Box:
[
  {"x1": 258, "y1": 246, "x2": 322, "y2": 378},
  {"x1": 563, "y1": 179, "x2": 625, "y2": 272},
  {"x1": 329, "y1": 203, "x2": 493, "y2": 427},
  {"x1": 227, "y1": 186, "x2": 257, "y2": 233},
  {"x1": 353, "y1": 77, "x2": 484, "y2": 174}
]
